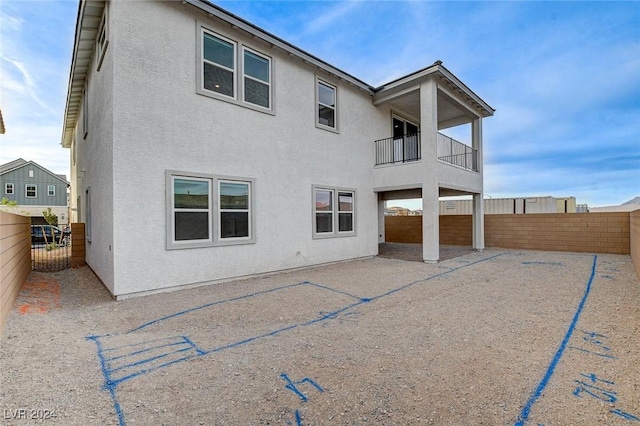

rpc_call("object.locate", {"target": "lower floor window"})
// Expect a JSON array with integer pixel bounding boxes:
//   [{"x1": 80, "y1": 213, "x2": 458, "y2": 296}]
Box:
[
  {"x1": 219, "y1": 180, "x2": 251, "y2": 239},
  {"x1": 313, "y1": 186, "x2": 355, "y2": 238},
  {"x1": 167, "y1": 171, "x2": 254, "y2": 249}
]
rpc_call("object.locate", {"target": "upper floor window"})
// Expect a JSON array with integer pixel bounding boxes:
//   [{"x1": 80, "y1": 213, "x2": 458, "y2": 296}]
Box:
[
  {"x1": 203, "y1": 31, "x2": 236, "y2": 98},
  {"x1": 28, "y1": 170, "x2": 34, "y2": 178},
  {"x1": 48, "y1": 185, "x2": 56, "y2": 196},
  {"x1": 316, "y1": 79, "x2": 338, "y2": 132},
  {"x1": 243, "y1": 48, "x2": 271, "y2": 108},
  {"x1": 5, "y1": 183, "x2": 14, "y2": 194},
  {"x1": 199, "y1": 27, "x2": 273, "y2": 113},
  {"x1": 25, "y1": 184, "x2": 37, "y2": 198},
  {"x1": 96, "y1": 5, "x2": 109, "y2": 71}
]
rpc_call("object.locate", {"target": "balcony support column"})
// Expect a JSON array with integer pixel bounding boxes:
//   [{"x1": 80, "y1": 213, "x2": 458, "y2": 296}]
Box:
[
  {"x1": 471, "y1": 117, "x2": 485, "y2": 250},
  {"x1": 377, "y1": 194, "x2": 386, "y2": 244},
  {"x1": 472, "y1": 193, "x2": 484, "y2": 251},
  {"x1": 420, "y1": 78, "x2": 439, "y2": 262}
]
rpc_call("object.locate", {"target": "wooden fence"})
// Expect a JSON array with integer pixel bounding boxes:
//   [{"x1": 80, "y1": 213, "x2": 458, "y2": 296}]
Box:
[{"x1": 0, "y1": 212, "x2": 31, "y2": 332}]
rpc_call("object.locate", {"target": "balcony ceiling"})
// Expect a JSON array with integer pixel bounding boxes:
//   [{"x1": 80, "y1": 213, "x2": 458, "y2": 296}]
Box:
[{"x1": 386, "y1": 90, "x2": 477, "y2": 130}]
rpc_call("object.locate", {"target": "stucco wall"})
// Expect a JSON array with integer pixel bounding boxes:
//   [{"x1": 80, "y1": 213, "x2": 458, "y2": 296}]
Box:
[
  {"x1": 70, "y1": 0, "x2": 116, "y2": 293},
  {"x1": 0, "y1": 211, "x2": 31, "y2": 333},
  {"x1": 631, "y1": 209, "x2": 640, "y2": 279},
  {"x1": 386, "y1": 213, "x2": 631, "y2": 255},
  {"x1": 98, "y1": 1, "x2": 393, "y2": 296}
]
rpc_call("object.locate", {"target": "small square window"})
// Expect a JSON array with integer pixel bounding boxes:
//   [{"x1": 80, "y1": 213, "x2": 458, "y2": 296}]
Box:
[{"x1": 5, "y1": 183, "x2": 14, "y2": 194}]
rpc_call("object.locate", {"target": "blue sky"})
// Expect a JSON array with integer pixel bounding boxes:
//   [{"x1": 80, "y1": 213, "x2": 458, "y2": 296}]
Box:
[{"x1": 1, "y1": 1, "x2": 638, "y2": 208}]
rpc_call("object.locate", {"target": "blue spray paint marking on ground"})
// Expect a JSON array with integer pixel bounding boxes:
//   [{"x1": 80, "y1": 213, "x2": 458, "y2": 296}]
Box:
[
  {"x1": 514, "y1": 254, "x2": 598, "y2": 426},
  {"x1": 129, "y1": 281, "x2": 310, "y2": 333},
  {"x1": 610, "y1": 409, "x2": 640, "y2": 421},
  {"x1": 522, "y1": 261, "x2": 563, "y2": 266},
  {"x1": 89, "y1": 252, "x2": 505, "y2": 425},
  {"x1": 305, "y1": 282, "x2": 370, "y2": 302},
  {"x1": 567, "y1": 346, "x2": 617, "y2": 359},
  {"x1": 86, "y1": 335, "x2": 127, "y2": 426},
  {"x1": 280, "y1": 373, "x2": 324, "y2": 402},
  {"x1": 295, "y1": 409, "x2": 303, "y2": 426}
]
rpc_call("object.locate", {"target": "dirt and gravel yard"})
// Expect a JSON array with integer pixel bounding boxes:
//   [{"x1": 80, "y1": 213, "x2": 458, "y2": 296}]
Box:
[{"x1": 1, "y1": 248, "x2": 639, "y2": 425}]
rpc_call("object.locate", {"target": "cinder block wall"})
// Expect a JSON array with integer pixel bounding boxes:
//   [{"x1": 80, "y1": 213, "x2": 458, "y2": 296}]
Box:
[
  {"x1": 385, "y1": 216, "x2": 422, "y2": 243},
  {"x1": 440, "y1": 215, "x2": 473, "y2": 245},
  {"x1": 485, "y1": 213, "x2": 630, "y2": 254},
  {"x1": 0, "y1": 211, "x2": 31, "y2": 333},
  {"x1": 386, "y1": 212, "x2": 631, "y2": 254},
  {"x1": 631, "y1": 209, "x2": 640, "y2": 278}
]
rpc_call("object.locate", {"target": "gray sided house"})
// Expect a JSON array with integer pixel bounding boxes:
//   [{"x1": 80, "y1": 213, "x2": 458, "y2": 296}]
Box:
[
  {"x1": 0, "y1": 159, "x2": 70, "y2": 225},
  {"x1": 62, "y1": 0, "x2": 494, "y2": 298}
]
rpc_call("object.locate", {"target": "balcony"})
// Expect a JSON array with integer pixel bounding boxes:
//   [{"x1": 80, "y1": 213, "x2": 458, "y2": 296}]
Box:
[
  {"x1": 437, "y1": 133, "x2": 477, "y2": 172},
  {"x1": 374, "y1": 132, "x2": 478, "y2": 172},
  {"x1": 374, "y1": 132, "x2": 421, "y2": 165}
]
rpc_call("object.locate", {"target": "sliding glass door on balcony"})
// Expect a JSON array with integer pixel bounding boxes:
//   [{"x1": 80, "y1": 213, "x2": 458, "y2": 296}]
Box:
[{"x1": 393, "y1": 117, "x2": 419, "y2": 161}]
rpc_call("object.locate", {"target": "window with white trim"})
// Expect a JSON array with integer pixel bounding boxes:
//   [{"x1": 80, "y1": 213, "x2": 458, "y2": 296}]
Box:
[
  {"x1": 242, "y1": 47, "x2": 271, "y2": 108},
  {"x1": 5, "y1": 183, "x2": 14, "y2": 194},
  {"x1": 85, "y1": 188, "x2": 92, "y2": 243},
  {"x1": 219, "y1": 180, "x2": 251, "y2": 239},
  {"x1": 316, "y1": 79, "x2": 338, "y2": 131},
  {"x1": 202, "y1": 31, "x2": 236, "y2": 98},
  {"x1": 82, "y1": 87, "x2": 88, "y2": 139},
  {"x1": 48, "y1": 185, "x2": 55, "y2": 196},
  {"x1": 199, "y1": 27, "x2": 273, "y2": 112},
  {"x1": 25, "y1": 184, "x2": 37, "y2": 198},
  {"x1": 313, "y1": 186, "x2": 355, "y2": 237},
  {"x1": 166, "y1": 171, "x2": 255, "y2": 249},
  {"x1": 172, "y1": 175, "x2": 212, "y2": 242},
  {"x1": 96, "y1": 5, "x2": 109, "y2": 71}
]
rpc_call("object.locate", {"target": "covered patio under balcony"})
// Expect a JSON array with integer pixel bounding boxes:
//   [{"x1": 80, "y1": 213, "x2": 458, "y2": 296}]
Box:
[{"x1": 372, "y1": 61, "x2": 494, "y2": 262}]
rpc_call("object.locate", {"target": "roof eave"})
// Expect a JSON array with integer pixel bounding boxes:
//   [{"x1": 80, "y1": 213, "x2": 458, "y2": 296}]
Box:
[
  {"x1": 183, "y1": 0, "x2": 375, "y2": 93},
  {"x1": 374, "y1": 62, "x2": 495, "y2": 118},
  {"x1": 61, "y1": 1, "x2": 106, "y2": 149}
]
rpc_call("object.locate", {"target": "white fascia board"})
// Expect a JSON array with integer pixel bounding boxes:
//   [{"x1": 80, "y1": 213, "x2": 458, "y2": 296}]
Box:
[
  {"x1": 373, "y1": 63, "x2": 495, "y2": 117},
  {"x1": 61, "y1": 1, "x2": 105, "y2": 149}
]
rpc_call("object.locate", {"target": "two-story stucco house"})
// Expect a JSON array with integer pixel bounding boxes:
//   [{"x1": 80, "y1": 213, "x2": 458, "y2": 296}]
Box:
[
  {"x1": 62, "y1": 0, "x2": 494, "y2": 298},
  {"x1": 0, "y1": 159, "x2": 70, "y2": 225}
]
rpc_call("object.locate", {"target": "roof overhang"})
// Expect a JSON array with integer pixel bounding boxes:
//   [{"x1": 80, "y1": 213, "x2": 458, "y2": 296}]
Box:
[
  {"x1": 61, "y1": 0, "x2": 105, "y2": 148},
  {"x1": 183, "y1": 0, "x2": 374, "y2": 92},
  {"x1": 372, "y1": 62, "x2": 495, "y2": 128},
  {"x1": 61, "y1": 1, "x2": 494, "y2": 148}
]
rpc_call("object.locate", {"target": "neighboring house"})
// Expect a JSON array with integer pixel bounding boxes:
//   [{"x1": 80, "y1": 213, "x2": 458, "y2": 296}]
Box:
[
  {"x1": 0, "y1": 159, "x2": 70, "y2": 225},
  {"x1": 62, "y1": 0, "x2": 494, "y2": 298}
]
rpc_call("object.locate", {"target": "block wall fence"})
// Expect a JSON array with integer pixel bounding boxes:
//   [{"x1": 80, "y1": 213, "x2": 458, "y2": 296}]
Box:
[
  {"x1": 631, "y1": 210, "x2": 640, "y2": 279},
  {"x1": 386, "y1": 211, "x2": 635, "y2": 256},
  {"x1": 0, "y1": 211, "x2": 31, "y2": 333}
]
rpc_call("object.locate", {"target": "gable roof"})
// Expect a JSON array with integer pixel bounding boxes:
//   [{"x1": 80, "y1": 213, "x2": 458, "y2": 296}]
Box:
[
  {"x1": 62, "y1": 0, "x2": 494, "y2": 147},
  {"x1": 0, "y1": 158, "x2": 70, "y2": 186}
]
